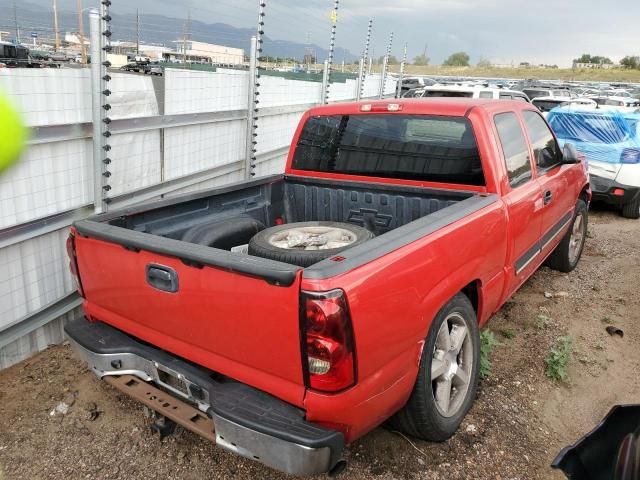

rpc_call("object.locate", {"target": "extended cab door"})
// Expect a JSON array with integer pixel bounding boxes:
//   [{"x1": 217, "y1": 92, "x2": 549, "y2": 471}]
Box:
[
  {"x1": 521, "y1": 110, "x2": 575, "y2": 257},
  {"x1": 493, "y1": 112, "x2": 544, "y2": 293}
]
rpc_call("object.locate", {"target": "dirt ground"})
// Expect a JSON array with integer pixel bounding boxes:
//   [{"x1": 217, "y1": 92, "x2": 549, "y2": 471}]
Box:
[{"x1": 1, "y1": 206, "x2": 638, "y2": 480}]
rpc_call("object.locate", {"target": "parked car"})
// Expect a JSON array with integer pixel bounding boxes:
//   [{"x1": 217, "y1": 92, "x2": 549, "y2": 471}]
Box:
[
  {"x1": 403, "y1": 85, "x2": 530, "y2": 102},
  {"x1": 120, "y1": 62, "x2": 144, "y2": 73},
  {"x1": 144, "y1": 63, "x2": 163, "y2": 76},
  {"x1": 65, "y1": 98, "x2": 590, "y2": 476},
  {"x1": 548, "y1": 108, "x2": 640, "y2": 218},
  {"x1": 590, "y1": 96, "x2": 640, "y2": 110},
  {"x1": 400, "y1": 76, "x2": 436, "y2": 92},
  {"x1": 522, "y1": 87, "x2": 575, "y2": 100},
  {"x1": 532, "y1": 96, "x2": 598, "y2": 116}
]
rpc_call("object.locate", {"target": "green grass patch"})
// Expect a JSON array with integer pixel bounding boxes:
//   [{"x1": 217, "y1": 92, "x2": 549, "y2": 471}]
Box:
[
  {"x1": 500, "y1": 329, "x2": 516, "y2": 339},
  {"x1": 480, "y1": 329, "x2": 500, "y2": 379},
  {"x1": 545, "y1": 336, "x2": 574, "y2": 382}
]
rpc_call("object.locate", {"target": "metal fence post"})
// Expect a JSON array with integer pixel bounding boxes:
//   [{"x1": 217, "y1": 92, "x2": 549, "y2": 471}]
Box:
[
  {"x1": 359, "y1": 19, "x2": 373, "y2": 100},
  {"x1": 245, "y1": 35, "x2": 259, "y2": 179},
  {"x1": 379, "y1": 32, "x2": 393, "y2": 100},
  {"x1": 396, "y1": 42, "x2": 407, "y2": 98},
  {"x1": 322, "y1": 0, "x2": 339, "y2": 104},
  {"x1": 355, "y1": 58, "x2": 364, "y2": 101},
  {"x1": 89, "y1": 5, "x2": 111, "y2": 214},
  {"x1": 320, "y1": 59, "x2": 329, "y2": 104},
  {"x1": 378, "y1": 55, "x2": 388, "y2": 99}
]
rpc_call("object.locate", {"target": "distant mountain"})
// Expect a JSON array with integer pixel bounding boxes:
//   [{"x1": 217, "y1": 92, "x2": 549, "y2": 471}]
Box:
[{"x1": 0, "y1": 0, "x2": 357, "y2": 62}]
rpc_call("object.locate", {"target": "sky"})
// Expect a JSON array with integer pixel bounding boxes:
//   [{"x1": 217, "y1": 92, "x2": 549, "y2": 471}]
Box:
[{"x1": 12, "y1": 0, "x2": 640, "y2": 67}]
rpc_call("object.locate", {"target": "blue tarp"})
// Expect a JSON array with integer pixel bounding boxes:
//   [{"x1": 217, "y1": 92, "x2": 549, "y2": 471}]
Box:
[{"x1": 548, "y1": 107, "x2": 640, "y2": 164}]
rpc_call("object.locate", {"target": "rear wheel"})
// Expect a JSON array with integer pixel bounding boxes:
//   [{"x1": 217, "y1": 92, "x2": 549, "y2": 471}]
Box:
[
  {"x1": 545, "y1": 199, "x2": 588, "y2": 272},
  {"x1": 389, "y1": 293, "x2": 480, "y2": 441},
  {"x1": 621, "y1": 196, "x2": 640, "y2": 219}
]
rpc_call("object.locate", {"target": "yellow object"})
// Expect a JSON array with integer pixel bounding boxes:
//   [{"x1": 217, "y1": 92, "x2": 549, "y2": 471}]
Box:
[
  {"x1": 0, "y1": 92, "x2": 27, "y2": 174},
  {"x1": 330, "y1": 9, "x2": 337, "y2": 24}
]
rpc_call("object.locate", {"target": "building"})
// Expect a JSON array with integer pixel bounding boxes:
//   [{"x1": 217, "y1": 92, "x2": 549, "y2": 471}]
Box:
[
  {"x1": 172, "y1": 40, "x2": 244, "y2": 65},
  {"x1": 573, "y1": 62, "x2": 615, "y2": 70}
]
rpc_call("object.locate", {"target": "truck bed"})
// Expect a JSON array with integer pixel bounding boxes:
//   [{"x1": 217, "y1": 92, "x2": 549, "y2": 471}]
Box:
[{"x1": 94, "y1": 174, "x2": 473, "y2": 252}]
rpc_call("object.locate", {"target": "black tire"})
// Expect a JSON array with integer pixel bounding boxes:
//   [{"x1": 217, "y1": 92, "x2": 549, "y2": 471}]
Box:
[
  {"x1": 545, "y1": 199, "x2": 588, "y2": 273},
  {"x1": 248, "y1": 221, "x2": 375, "y2": 267},
  {"x1": 622, "y1": 196, "x2": 640, "y2": 219},
  {"x1": 388, "y1": 293, "x2": 480, "y2": 441}
]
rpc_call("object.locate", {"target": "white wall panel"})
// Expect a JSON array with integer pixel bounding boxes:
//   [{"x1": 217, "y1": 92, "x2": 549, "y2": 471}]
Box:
[
  {"x1": 0, "y1": 228, "x2": 73, "y2": 330},
  {"x1": 0, "y1": 139, "x2": 92, "y2": 229},
  {"x1": 259, "y1": 76, "x2": 321, "y2": 107},
  {"x1": 165, "y1": 69, "x2": 248, "y2": 114},
  {"x1": 108, "y1": 131, "x2": 162, "y2": 195},
  {"x1": 0, "y1": 69, "x2": 91, "y2": 126},
  {"x1": 163, "y1": 120, "x2": 246, "y2": 180}
]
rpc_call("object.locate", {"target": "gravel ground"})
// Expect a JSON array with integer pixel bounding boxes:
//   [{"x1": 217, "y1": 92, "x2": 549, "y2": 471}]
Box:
[{"x1": 1, "y1": 207, "x2": 638, "y2": 480}]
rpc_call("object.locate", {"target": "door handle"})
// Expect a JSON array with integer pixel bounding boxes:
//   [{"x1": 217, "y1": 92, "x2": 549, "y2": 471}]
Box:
[
  {"x1": 543, "y1": 190, "x2": 553, "y2": 206},
  {"x1": 146, "y1": 264, "x2": 179, "y2": 293}
]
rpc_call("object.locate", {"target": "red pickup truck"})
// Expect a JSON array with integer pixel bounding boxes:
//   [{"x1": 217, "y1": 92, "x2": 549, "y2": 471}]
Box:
[{"x1": 65, "y1": 99, "x2": 590, "y2": 476}]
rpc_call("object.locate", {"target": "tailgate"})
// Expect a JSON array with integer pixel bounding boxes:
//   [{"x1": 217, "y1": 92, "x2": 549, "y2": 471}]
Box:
[{"x1": 73, "y1": 222, "x2": 306, "y2": 406}]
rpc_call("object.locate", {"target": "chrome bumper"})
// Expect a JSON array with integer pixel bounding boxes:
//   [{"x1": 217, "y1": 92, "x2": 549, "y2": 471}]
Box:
[{"x1": 65, "y1": 322, "x2": 342, "y2": 476}]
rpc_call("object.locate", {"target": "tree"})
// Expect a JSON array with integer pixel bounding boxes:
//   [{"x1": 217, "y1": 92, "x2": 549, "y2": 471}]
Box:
[
  {"x1": 573, "y1": 54, "x2": 613, "y2": 65},
  {"x1": 413, "y1": 54, "x2": 430, "y2": 66},
  {"x1": 443, "y1": 51, "x2": 470, "y2": 67},
  {"x1": 620, "y1": 56, "x2": 640, "y2": 69},
  {"x1": 476, "y1": 57, "x2": 492, "y2": 68},
  {"x1": 378, "y1": 55, "x2": 399, "y2": 65}
]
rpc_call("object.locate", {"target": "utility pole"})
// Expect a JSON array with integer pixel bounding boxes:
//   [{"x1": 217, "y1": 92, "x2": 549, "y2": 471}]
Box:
[
  {"x1": 13, "y1": 3, "x2": 21, "y2": 44},
  {"x1": 52, "y1": 0, "x2": 60, "y2": 51},
  {"x1": 182, "y1": 10, "x2": 191, "y2": 65},
  {"x1": 77, "y1": 0, "x2": 87, "y2": 64},
  {"x1": 136, "y1": 9, "x2": 140, "y2": 55}
]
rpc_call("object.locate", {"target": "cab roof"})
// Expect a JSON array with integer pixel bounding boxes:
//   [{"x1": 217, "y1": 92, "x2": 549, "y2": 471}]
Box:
[{"x1": 307, "y1": 98, "x2": 534, "y2": 117}]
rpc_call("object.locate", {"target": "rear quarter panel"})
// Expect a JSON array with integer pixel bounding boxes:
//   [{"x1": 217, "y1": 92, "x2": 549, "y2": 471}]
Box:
[{"x1": 302, "y1": 199, "x2": 508, "y2": 440}]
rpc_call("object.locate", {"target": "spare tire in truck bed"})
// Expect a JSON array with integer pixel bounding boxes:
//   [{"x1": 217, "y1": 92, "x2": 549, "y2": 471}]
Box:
[{"x1": 248, "y1": 221, "x2": 375, "y2": 267}]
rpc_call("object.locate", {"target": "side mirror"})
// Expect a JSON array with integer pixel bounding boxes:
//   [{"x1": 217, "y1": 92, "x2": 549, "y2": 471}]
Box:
[{"x1": 562, "y1": 143, "x2": 581, "y2": 164}]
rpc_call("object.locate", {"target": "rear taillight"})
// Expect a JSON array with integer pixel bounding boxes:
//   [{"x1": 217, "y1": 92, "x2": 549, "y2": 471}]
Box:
[
  {"x1": 621, "y1": 149, "x2": 640, "y2": 164},
  {"x1": 301, "y1": 290, "x2": 356, "y2": 392},
  {"x1": 66, "y1": 232, "x2": 84, "y2": 297}
]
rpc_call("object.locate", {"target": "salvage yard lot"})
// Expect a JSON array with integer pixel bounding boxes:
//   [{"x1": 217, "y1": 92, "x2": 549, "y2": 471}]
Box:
[{"x1": 1, "y1": 207, "x2": 638, "y2": 480}]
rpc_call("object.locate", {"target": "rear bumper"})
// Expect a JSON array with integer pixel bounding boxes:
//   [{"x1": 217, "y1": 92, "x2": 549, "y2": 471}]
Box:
[
  {"x1": 64, "y1": 317, "x2": 344, "y2": 476},
  {"x1": 590, "y1": 174, "x2": 640, "y2": 206}
]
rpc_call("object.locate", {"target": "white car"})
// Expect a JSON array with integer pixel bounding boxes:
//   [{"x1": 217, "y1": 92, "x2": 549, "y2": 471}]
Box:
[
  {"x1": 403, "y1": 85, "x2": 530, "y2": 102},
  {"x1": 522, "y1": 87, "x2": 575, "y2": 100},
  {"x1": 548, "y1": 108, "x2": 640, "y2": 218},
  {"x1": 532, "y1": 96, "x2": 598, "y2": 116},
  {"x1": 590, "y1": 96, "x2": 640, "y2": 111}
]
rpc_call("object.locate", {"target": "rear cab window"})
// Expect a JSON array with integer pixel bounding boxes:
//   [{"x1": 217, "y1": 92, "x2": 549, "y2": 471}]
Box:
[
  {"x1": 494, "y1": 112, "x2": 532, "y2": 188},
  {"x1": 292, "y1": 114, "x2": 485, "y2": 186}
]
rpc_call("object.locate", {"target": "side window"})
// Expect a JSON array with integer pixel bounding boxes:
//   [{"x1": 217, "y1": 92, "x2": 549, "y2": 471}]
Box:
[
  {"x1": 499, "y1": 93, "x2": 513, "y2": 100},
  {"x1": 495, "y1": 112, "x2": 532, "y2": 188},
  {"x1": 522, "y1": 110, "x2": 560, "y2": 171},
  {"x1": 479, "y1": 91, "x2": 493, "y2": 99}
]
